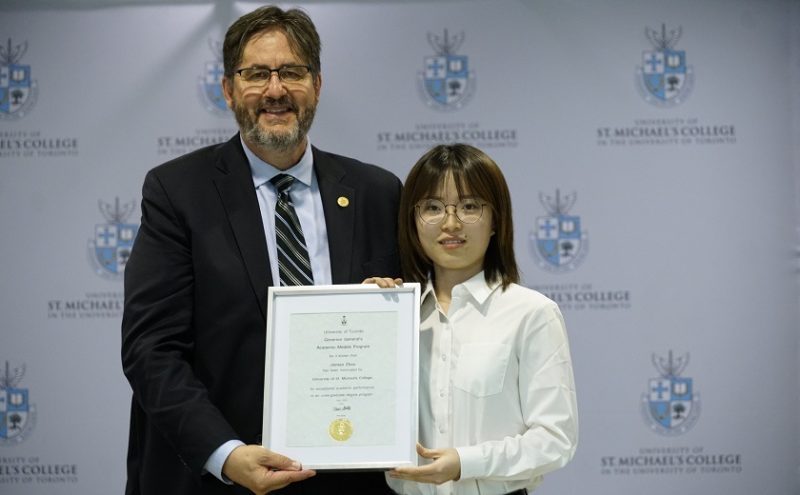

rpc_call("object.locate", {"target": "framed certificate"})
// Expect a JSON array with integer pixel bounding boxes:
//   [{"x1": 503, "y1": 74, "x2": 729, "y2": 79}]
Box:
[{"x1": 263, "y1": 283, "x2": 421, "y2": 470}]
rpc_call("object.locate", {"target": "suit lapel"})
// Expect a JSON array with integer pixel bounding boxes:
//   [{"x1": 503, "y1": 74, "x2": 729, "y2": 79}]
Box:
[
  {"x1": 314, "y1": 147, "x2": 355, "y2": 284},
  {"x1": 213, "y1": 136, "x2": 272, "y2": 320}
]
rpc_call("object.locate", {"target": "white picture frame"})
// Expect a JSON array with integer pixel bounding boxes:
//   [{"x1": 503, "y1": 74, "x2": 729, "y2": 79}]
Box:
[{"x1": 263, "y1": 283, "x2": 421, "y2": 470}]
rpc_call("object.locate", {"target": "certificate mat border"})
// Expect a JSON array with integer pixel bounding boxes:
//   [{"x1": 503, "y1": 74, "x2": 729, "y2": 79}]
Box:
[{"x1": 263, "y1": 283, "x2": 420, "y2": 470}]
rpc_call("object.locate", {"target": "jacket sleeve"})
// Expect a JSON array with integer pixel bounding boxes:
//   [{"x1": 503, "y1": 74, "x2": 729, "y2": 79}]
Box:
[{"x1": 121, "y1": 168, "x2": 237, "y2": 474}]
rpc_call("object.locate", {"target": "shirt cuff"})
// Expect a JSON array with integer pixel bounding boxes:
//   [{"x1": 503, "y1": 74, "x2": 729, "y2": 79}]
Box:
[
  {"x1": 204, "y1": 439, "x2": 245, "y2": 484},
  {"x1": 455, "y1": 445, "x2": 485, "y2": 480}
]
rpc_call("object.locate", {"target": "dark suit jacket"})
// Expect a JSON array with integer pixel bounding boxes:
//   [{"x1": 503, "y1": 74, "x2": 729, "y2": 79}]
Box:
[{"x1": 122, "y1": 136, "x2": 401, "y2": 495}]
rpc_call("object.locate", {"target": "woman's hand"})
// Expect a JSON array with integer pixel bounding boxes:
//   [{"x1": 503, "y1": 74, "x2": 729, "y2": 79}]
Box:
[
  {"x1": 388, "y1": 443, "x2": 461, "y2": 485},
  {"x1": 362, "y1": 277, "x2": 403, "y2": 288}
]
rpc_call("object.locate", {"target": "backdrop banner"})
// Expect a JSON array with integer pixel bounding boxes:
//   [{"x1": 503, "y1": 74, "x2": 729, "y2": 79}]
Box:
[{"x1": 0, "y1": 1, "x2": 798, "y2": 493}]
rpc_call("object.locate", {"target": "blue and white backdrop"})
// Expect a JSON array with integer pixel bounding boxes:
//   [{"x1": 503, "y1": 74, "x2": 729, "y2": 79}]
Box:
[{"x1": 1, "y1": 0, "x2": 799, "y2": 493}]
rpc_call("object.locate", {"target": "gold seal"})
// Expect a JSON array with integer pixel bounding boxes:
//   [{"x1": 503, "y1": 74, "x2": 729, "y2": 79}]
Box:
[
  {"x1": 337, "y1": 196, "x2": 350, "y2": 208},
  {"x1": 328, "y1": 418, "x2": 353, "y2": 442}
]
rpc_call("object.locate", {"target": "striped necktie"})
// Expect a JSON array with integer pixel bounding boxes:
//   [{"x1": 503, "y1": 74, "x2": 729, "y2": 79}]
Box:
[{"x1": 269, "y1": 174, "x2": 314, "y2": 286}]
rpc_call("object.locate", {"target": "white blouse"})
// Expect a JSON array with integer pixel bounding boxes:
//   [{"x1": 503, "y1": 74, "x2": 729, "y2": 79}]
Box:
[{"x1": 388, "y1": 272, "x2": 578, "y2": 495}]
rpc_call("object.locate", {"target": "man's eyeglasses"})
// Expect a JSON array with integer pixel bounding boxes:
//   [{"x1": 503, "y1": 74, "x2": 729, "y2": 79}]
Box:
[
  {"x1": 234, "y1": 65, "x2": 312, "y2": 86},
  {"x1": 416, "y1": 198, "x2": 487, "y2": 225}
]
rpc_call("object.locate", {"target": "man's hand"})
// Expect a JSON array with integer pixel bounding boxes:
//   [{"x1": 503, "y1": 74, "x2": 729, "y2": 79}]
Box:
[
  {"x1": 388, "y1": 443, "x2": 461, "y2": 485},
  {"x1": 222, "y1": 445, "x2": 316, "y2": 494}
]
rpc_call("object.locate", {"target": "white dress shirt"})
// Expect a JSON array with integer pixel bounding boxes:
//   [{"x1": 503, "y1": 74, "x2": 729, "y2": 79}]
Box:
[
  {"x1": 388, "y1": 272, "x2": 578, "y2": 495},
  {"x1": 247, "y1": 138, "x2": 332, "y2": 286}
]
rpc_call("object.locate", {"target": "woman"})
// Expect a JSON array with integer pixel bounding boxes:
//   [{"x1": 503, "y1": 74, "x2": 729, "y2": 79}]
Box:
[{"x1": 370, "y1": 143, "x2": 578, "y2": 495}]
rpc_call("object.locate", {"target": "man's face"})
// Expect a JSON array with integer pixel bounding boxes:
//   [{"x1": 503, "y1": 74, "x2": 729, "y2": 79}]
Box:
[{"x1": 223, "y1": 30, "x2": 321, "y2": 155}]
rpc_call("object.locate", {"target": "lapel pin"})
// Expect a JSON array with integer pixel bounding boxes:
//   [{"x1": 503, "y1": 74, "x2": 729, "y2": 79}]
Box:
[{"x1": 337, "y1": 196, "x2": 350, "y2": 208}]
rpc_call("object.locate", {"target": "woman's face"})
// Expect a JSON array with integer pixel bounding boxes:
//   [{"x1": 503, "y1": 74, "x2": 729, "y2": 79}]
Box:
[{"x1": 415, "y1": 173, "x2": 494, "y2": 284}]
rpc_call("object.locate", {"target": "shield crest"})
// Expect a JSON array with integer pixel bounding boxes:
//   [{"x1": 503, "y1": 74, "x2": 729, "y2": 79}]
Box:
[
  {"x1": 536, "y1": 214, "x2": 583, "y2": 268},
  {"x1": 94, "y1": 222, "x2": 139, "y2": 275},
  {"x1": 424, "y1": 54, "x2": 470, "y2": 106},
  {"x1": 0, "y1": 63, "x2": 32, "y2": 116},
  {"x1": 647, "y1": 376, "x2": 694, "y2": 429},
  {"x1": 637, "y1": 25, "x2": 693, "y2": 107},
  {"x1": 0, "y1": 387, "x2": 29, "y2": 441},
  {"x1": 201, "y1": 61, "x2": 228, "y2": 113},
  {"x1": 641, "y1": 49, "x2": 687, "y2": 102}
]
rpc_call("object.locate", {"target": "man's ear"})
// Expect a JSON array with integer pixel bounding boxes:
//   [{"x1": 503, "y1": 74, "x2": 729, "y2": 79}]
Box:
[
  {"x1": 222, "y1": 77, "x2": 234, "y2": 109},
  {"x1": 313, "y1": 72, "x2": 322, "y2": 103}
]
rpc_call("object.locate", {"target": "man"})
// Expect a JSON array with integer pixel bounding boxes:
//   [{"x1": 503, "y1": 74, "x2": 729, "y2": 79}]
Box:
[{"x1": 121, "y1": 6, "x2": 401, "y2": 495}]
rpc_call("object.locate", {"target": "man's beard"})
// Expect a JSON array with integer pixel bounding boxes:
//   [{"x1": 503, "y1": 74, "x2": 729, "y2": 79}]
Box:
[{"x1": 233, "y1": 95, "x2": 316, "y2": 153}]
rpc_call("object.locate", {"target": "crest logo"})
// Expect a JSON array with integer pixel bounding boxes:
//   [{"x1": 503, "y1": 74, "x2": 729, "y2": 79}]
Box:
[
  {"x1": 87, "y1": 198, "x2": 139, "y2": 279},
  {"x1": 197, "y1": 39, "x2": 229, "y2": 115},
  {"x1": 641, "y1": 351, "x2": 701, "y2": 436},
  {"x1": 0, "y1": 361, "x2": 36, "y2": 445},
  {"x1": 530, "y1": 190, "x2": 588, "y2": 272},
  {"x1": 636, "y1": 24, "x2": 693, "y2": 107},
  {"x1": 0, "y1": 38, "x2": 38, "y2": 120},
  {"x1": 418, "y1": 30, "x2": 475, "y2": 111}
]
